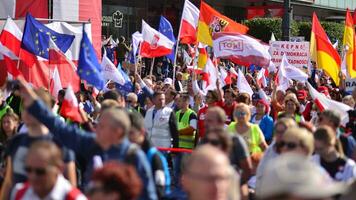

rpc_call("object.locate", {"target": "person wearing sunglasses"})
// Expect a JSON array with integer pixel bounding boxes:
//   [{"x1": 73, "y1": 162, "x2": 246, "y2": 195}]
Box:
[
  {"x1": 228, "y1": 103, "x2": 268, "y2": 155},
  {"x1": 11, "y1": 141, "x2": 86, "y2": 200},
  {"x1": 312, "y1": 126, "x2": 356, "y2": 182},
  {"x1": 278, "y1": 127, "x2": 314, "y2": 157}
]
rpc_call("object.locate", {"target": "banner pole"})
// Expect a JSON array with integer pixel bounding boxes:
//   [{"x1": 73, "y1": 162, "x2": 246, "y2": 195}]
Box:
[
  {"x1": 149, "y1": 57, "x2": 155, "y2": 77},
  {"x1": 172, "y1": 0, "x2": 186, "y2": 83}
]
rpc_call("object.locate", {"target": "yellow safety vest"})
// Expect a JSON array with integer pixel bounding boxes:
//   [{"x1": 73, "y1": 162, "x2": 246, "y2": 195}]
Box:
[
  {"x1": 278, "y1": 112, "x2": 302, "y2": 123},
  {"x1": 228, "y1": 122, "x2": 262, "y2": 154},
  {"x1": 0, "y1": 105, "x2": 10, "y2": 120},
  {"x1": 176, "y1": 109, "x2": 196, "y2": 149}
]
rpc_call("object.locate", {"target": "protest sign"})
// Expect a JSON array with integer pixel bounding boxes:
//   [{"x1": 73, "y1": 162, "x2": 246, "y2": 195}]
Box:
[
  {"x1": 269, "y1": 41, "x2": 309, "y2": 69},
  {"x1": 345, "y1": 78, "x2": 356, "y2": 93}
]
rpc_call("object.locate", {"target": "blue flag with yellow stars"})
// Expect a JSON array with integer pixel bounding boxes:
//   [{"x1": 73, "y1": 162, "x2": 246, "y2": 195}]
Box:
[
  {"x1": 78, "y1": 26, "x2": 105, "y2": 90},
  {"x1": 21, "y1": 13, "x2": 75, "y2": 59},
  {"x1": 159, "y1": 16, "x2": 176, "y2": 62}
]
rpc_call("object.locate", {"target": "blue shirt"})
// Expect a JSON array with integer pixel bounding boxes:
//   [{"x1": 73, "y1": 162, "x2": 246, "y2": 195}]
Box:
[{"x1": 28, "y1": 100, "x2": 158, "y2": 200}]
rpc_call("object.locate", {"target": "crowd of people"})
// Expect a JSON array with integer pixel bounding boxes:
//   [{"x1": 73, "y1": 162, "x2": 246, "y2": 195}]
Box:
[{"x1": 0, "y1": 36, "x2": 355, "y2": 200}]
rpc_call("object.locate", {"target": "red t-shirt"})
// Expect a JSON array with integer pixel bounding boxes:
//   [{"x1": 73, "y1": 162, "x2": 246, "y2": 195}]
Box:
[
  {"x1": 222, "y1": 101, "x2": 237, "y2": 124},
  {"x1": 197, "y1": 101, "x2": 224, "y2": 138}
]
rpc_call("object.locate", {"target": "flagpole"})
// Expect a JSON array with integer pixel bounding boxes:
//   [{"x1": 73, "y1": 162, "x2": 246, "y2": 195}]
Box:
[
  {"x1": 149, "y1": 57, "x2": 155, "y2": 77},
  {"x1": 172, "y1": 0, "x2": 186, "y2": 84}
]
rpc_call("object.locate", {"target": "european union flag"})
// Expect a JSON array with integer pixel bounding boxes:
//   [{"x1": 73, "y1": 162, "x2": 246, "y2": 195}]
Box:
[
  {"x1": 159, "y1": 16, "x2": 176, "y2": 62},
  {"x1": 78, "y1": 26, "x2": 105, "y2": 90},
  {"x1": 21, "y1": 13, "x2": 75, "y2": 59},
  {"x1": 115, "y1": 64, "x2": 133, "y2": 96}
]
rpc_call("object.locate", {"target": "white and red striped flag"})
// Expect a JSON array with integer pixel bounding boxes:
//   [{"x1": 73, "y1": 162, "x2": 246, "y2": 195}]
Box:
[
  {"x1": 140, "y1": 20, "x2": 174, "y2": 58},
  {"x1": 281, "y1": 54, "x2": 308, "y2": 82},
  {"x1": 257, "y1": 68, "x2": 267, "y2": 88},
  {"x1": 50, "y1": 66, "x2": 63, "y2": 99},
  {"x1": 179, "y1": 0, "x2": 199, "y2": 44},
  {"x1": 237, "y1": 69, "x2": 253, "y2": 97},
  {"x1": 59, "y1": 85, "x2": 83, "y2": 123}
]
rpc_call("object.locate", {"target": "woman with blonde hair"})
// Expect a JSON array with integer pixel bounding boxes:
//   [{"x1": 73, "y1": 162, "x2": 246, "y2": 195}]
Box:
[
  {"x1": 228, "y1": 103, "x2": 268, "y2": 154},
  {"x1": 278, "y1": 93, "x2": 305, "y2": 123},
  {"x1": 278, "y1": 127, "x2": 314, "y2": 156}
]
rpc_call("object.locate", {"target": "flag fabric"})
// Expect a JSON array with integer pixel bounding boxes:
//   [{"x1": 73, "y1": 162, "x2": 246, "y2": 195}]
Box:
[
  {"x1": 140, "y1": 20, "x2": 174, "y2": 58},
  {"x1": 48, "y1": 38, "x2": 80, "y2": 92},
  {"x1": 101, "y1": 53, "x2": 125, "y2": 85},
  {"x1": 0, "y1": 0, "x2": 49, "y2": 19},
  {"x1": 343, "y1": 9, "x2": 356, "y2": 78},
  {"x1": 310, "y1": 13, "x2": 341, "y2": 85},
  {"x1": 159, "y1": 16, "x2": 176, "y2": 62},
  {"x1": 332, "y1": 40, "x2": 338, "y2": 49},
  {"x1": 281, "y1": 54, "x2": 308, "y2": 82},
  {"x1": 50, "y1": 66, "x2": 63, "y2": 99},
  {"x1": 183, "y1": 49, "x2": 193, "y2": 65},
  {"x1": 257, "y1": 68, "x2": 267, "y2": 87},
  {"x1": 197, "y1": 1, "x2": 248, "y2": 46},
  {"x1": 276, "y1": 56, "x2": 290, "y2": 91},
  {"x1": 197, "y1": 44, "x2": 208, "y2": 69},
  {"x1": 59, "y1": 85, "x2": 83, "y2": 123},
  {"x1": 212, "y1": 32, "x2": 271, "y2": 67},
  {"x1": 179, "y1": 0, "x2": 199, "y2": 44},
  {"x1": 131, "y1": 31, "x2": 142, "y2": 63},
  {"x1": 270, "y1": 32, "x2": 276, "y2": 42},
  {"x1": 115, "y1": 64, "x2": 133, "y2": 96},
  {"x1": 230, "y1": 67, "x2": 238, "y2": 79},
  {"x1": 202, "y1": 58, "x2": 218, "y2": 91},
  {"x1": 78, "y1": 27, "x2": 105, "y2": 90},
  {"x1": 307, "y1": 82, "x2": 352, "y2": 126},
  {"x1": 237, "y1": 69, "x2": 253, "y2": 97},
  {"x1": 21, "y1": 13, "x2": 75, "y2": 59}
]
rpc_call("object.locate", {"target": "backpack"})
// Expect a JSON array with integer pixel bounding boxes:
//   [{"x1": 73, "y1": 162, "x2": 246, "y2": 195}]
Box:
[{"x1": 146, "y1": 147, "x2": 171, "y2": 196}]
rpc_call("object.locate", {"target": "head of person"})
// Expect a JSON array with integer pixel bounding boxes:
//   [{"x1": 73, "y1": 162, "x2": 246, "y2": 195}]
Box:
[
  {"x1": 256, "y1": 99, "x2": 269, "y2": 116},
  {"x1": 205, "y1": 107, "x2": 227, "y2": 129},
  {"x1": 96, "y1": 108, "x2": 131, "y2": 150},
  {"x1": 224, "y1": 89, "x2": 237, "y2": 106},
  {"x1": 57, "y1": 89, "x2": 66, "y2": 104},
  {"x1": 164, "y1": 87, "x2": 177, "y2": 103},
  {"x1": 206, "y1": 90, "x2": 219, "y2": 105},
  {"x1": 284, "y1": 93, "x2": 300, "y2": 115},
  {"x1": 119, "y1": 36, "x2": 125, "y2": 43},
  {"x1": 25, "y1": 141, "x2": 64, "y2": 198},
  {"x1": 297, "y1": 90, "x2": 308, "y2": 104},
  {"x1": 318, "y1": 110, "x2": 341, "y2": 131},
  {"x1": 273, "y1": 118, "x2": 297, "y2": 143},
  {"x1": 22, "y1": 88, "x2": 52, "y2": 127},
  {"x1": 177, "y1": 94, "x2": 190, "y2": 110},
  {"x1": 194, "y1": 93, "x2": 203, "y2": 105},
  {"x1": 236, "y1": 93, "x2": 251, "y2": 105},
  {"x1": 296, "y1": 82, "x2": 305, "y2": 91},
  {"x1": 103, "y1": 90, "x2": 125, "y2": 108},
  {"x1": 152, "y1": 91, "x2": 165, "y2": 109},
  {"x1": 342, "y1": 95, "x2": 355, "y2": 108},
  {"x1": 126, "y1": 93, "x2": 138, "y2": 108},
  {"x1": 202, "y1": 128, "x2": 232, "y2": 154},
  {"x1": 278, "y1": 128, "x2": 314, "y2": 157},
  {"x1": 252, "y1": 93, "x2": 261, "y2": 106},
  {"x1": 88, "y1": 161, "x2": 142, "y2": 200},
  {"x1": 276, "y1": 90, "x2": 285, "y2": 102},
  {"x1": 176, "y1": 72, "x2": 183, "y2": 81},
  {"x1": 182, "y1": 145, "x2": 237, "y2": 200},
  {"x1": 258, "y1": 153, "x2": 346, "y2": 200},
  {"x1": 163, "y1": 78, "x2": 173, "y2": 90},
  {"x1": 0, "y1": 110, "x2": 19, "y2": 142},
  {"x1": 233, "y1": 103, "x2": 251, "y2": 124},
  {"x1": 314, "y1": 126, "x2": 338, "y2": 158},
  {"x1": 127, "y1": 112, "x2": 145, "y2": 146}
]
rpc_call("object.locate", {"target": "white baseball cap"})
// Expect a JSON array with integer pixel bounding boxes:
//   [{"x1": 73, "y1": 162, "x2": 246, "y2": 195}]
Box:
[
  {"x1": 164, "y1": 78, "x2": 173, "y2": 86},
  {"x1": 258, "y1": 153, "x2": 347, "y2": 199}
]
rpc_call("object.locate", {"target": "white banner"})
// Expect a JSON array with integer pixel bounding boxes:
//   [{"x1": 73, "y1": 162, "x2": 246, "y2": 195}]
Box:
[
  {"x1": 345, "y1": 78, "x2": 356, "y2": 93},
  {"x1": 269, "y1": 41, "x2": 310, "y2": 69}
]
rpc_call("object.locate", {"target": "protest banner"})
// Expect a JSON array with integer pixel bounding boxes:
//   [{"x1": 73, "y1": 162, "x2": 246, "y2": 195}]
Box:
[
  {"x1": 345, "y1": 78, "x2": 356, "y2": 93},
  {"x1": 269, "y1": 41, "x2": 310, "y2": 69}
]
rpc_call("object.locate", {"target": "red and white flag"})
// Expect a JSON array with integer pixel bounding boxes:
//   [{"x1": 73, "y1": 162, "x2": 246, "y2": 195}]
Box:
[
  {"x1": 50, "y1": 67, "x2": 62, "y2": 99},
  {"x1": 140, "y1": 20, "x2": 174, "y2": 58},
  {"x1": 307, "y1": 82, "x2": 352, "y2": 125},
  {"x1": 212, "y1": 32, "x2": 271, "y2": 67},
  {"x1": 0, "y1": 0, "x2": 48, "y2": 19},
  {"x1": 59, "y1": 85, "x2": 83, "y2": 123},
  {"x1": 202, "y1": 59, "x2": 218, "y2": 92},
  {"x1": 257, "y1": 68, "x2": 267, "y2": 88},
  {"x1": 179, "y1": 0, "x2": 199, "y2": 44},
  {"x1": 237, "y1": 69, "x2": 253, "y2": 97},
  {"x1": 281, "y1": 54, "x2": 308, "y2": 82}
]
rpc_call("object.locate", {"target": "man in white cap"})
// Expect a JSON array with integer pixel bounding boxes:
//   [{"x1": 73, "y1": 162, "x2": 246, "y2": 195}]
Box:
[{"x1": 258, "y1": 152, "x2": 346, "y2": 200}]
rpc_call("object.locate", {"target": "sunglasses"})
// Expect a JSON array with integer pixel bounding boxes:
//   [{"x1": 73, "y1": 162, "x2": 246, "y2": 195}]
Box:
[
  {"x1": 206, "y1": 139, "x2": 221, "y2": 146},
  {"x1": 277, "y1": 141, "x2": 300, "y2": 150},
  {"x1": 235, "y1": 111, "x2": 247, "y2": 117},
  {"x1": 24, "y1": 166, "x2": 47, "y2": 176}
]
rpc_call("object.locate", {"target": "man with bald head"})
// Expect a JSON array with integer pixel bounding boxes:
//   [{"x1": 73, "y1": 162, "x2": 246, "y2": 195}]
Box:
[
  {"x1": 182, "y1": 145, "x2": 240, "y2": 200},
  {"x1": 18, "y1": 77, "x2": 158, "y2": 200}
]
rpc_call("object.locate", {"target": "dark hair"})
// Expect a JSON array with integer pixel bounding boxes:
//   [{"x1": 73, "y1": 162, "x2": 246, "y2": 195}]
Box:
[
  {"x1": 224, "y1": 88, "x2": 237, "y2": 98},
  {"x1": 128, "y1": 111, "x2": 144, "y2": 131},
  {"x1": 319, "y1": 110, "x2": 341, "y2": 128},
  {"x1": 236, "y1": 93, "x2": 251, "y2": 105},
  {"x1": 103, "y1": 90, "x2": 123, "y2": 101},
  {"x1": 180, "y1": 94, "x2": 190, "y2": 103},
  {"x1": 153, "y1": 91, "x2": 164, "y2": 99},
  {"x1": 207, "y1": 90, "x2": 219, "y2": 102},
  {"x1": 202, "y1": 127, "x2": 232, "y2": 153},
  {"x1": 91, "y1": 161, "x2": 142, "y2": 200}
]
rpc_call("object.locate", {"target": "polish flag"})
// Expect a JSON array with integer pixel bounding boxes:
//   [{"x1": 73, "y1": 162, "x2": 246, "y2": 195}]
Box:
[
  {"x1": 230, "y1": 67, "x2": 238, "y2": 79},
  {"x1": 203, "y1": 59, "x2": 218, "y2": 91},
  {"x1": 257, "y1": 68, "x2": 267, "y2": 88},
  {"x1": 59, "y1": 85, "x2": 83, "y2": 123},
  {"x1": 276, "y1": 55, "x2": 291, "y2": 91},
  {"x1": 281, "y1": 54, "x2": 308, "y2": 82},
  {"x1": 50, "y1": 67, "x2": 63, "y2": 99},
  {"x1": 140, "y1": 20, "x2": 174, "y2": 58},
  {"x1": 0, "y1": 0, "x2": 48, "y2": 19},
  {"x1": 219, "y1": 66, "x2": 230, "y2": 85},
  {"x1": 179, "y1": 0, "x2": 199, "y2": 44},
  {"x1": 48, "y1": 38, "x2": 80, "y2": 92},
  {"x1": 237, "y1": 69, "x2": 253, "y2": 97},
  {"x1": 307, "y1": 82, "x2": 352, "y2": 125}
]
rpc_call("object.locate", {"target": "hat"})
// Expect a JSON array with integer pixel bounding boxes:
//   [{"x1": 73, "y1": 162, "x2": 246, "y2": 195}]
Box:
[
  {"x1": 252, "y1": 93, "x2": 261, "y2": 100},
  {"x1": 164, "y1": 78, "x2": 173, "y2": 86},
  {"x1": 258, "y1": 153, "x2": 346, "y2": 199},
  {"x1": 318, "y1": 86, "x2": 330, "y2": 96},
  {"x1": 297, "y1": 90, "x2": 307, "y2": 100}
]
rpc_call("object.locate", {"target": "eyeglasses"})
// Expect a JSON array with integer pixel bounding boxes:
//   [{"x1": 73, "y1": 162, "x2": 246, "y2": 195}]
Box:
[
  {"x1": 235, "y1": 111, "x2": 247, "y2": 117},
  {"x1": 277, "y1": 141, "x2": 300, "y2": 150},
  {"x1": 24, "y1": 166, "x2": 47, "y2": 176}
]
